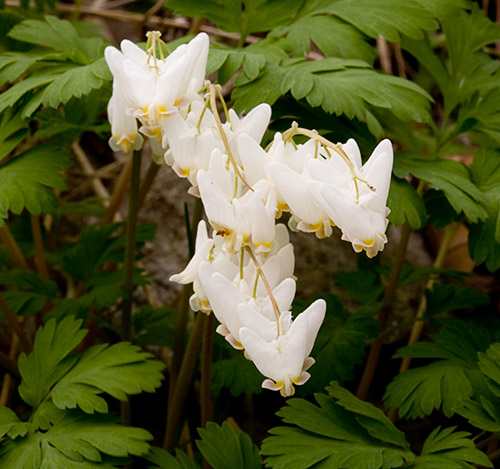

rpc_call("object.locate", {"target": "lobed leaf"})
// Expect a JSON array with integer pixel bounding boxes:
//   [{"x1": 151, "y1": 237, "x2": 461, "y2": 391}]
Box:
[
  {"x1": 262, "y1": 384, "x2": 414, "y2": 468},
  {"x1": 196, "y1": 422, "x2": 261, "y2": 469},
  {"x1": 384, "y1": 321, "x2": 498, "y2": 418},
  {"x1": 410, "y1": 426, "x2": 492, "y2": 468},
  {"x1": 394, "y1": 152, "x2": 489, "y2": 223},
  {"x1": 0, "y1": 143, "x2": 72, "y2": 225},
  {"x1": 18, "y1": 316, "x2": 87, "y2": 409},
  {"x1": 387, "y1": 176, "x2": 427, "y2": 229},
  {"x1": 50, "y1": 341, "x2": 165, "y2": 414}
]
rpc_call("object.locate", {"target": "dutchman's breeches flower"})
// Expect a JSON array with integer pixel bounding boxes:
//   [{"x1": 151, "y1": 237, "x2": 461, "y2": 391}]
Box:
[
  {"x1": 239, "y1": 299, "x2": 326, "y2": 397},
  {"x1": 104, "y1": 32, "x2": 210, "y2": 143},
  {"x1": 307, "y1": 139, "x2": 394, "y2": 257}
]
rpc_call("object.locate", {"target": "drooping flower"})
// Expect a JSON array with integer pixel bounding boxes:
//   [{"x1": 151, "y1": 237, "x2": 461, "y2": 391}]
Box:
[
  {"x1": 239, "y1": 299, "x2": 326, "y2": 397},
  {"x1": 307, "y1": 139, "x2": 393, "y2": 257},
  {"x1": 104, "y1": 32, "x2": 210, "y2": 144}
]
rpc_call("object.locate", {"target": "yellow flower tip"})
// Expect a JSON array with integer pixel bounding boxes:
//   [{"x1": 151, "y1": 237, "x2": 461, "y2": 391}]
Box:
[{"x1": 362, "y1": 238, "x2": 374, "y2": 246}]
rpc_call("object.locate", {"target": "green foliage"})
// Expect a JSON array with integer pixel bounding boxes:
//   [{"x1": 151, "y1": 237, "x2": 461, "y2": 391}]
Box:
[
  {"x1": 298, "y1": 294, "x2": 377, "y2": 394},
  {"x1": 0, "y1": 316, "x2": 164, "y2": 467},
  {"x1": 0, "y1": 106, "x2": 28, "y2": 162},
  {"x1": 384, "y1": 320, "x2": 499, "y2": 419},
  {"x1": 0, "y1": 143, "x2": 72, "y2": 225},
  {"x1": 196, "y1": 422, "x2": 261, "y2": 469},
  {"x1": 233, "y1": 58, "x2": 431, "y2": 137},
  {"x1": 393, "y1": 152, "x2": 488, "y2": 224},
  {"x1": 212, "y1": 349, "x2": 264, "y2": 397},
  {"x1": 468, "y1": 148, "x2": 500, "y2": 271},
  {"x1": 387, "y1": 177, "x2": 427, "y2": 229},
  {"x1": 145, "y1": 446, "x2": 201, "y2": 469},
  {"x1": 18, "y1": 316, "x2": 164, "y2": 412},
  {"x1": 270, "y1": 15, "x2": 375, "y2": 63},
  {"x1": 410, "y1": 426, "x2": 493, "y2": 468},
  {"x1": 262, "y1": 382, "x2": 414, "y2": 468},
  {"x1": 0, "y1": 16, "x2": 110, "y2": 117},
  {"x1": 168, "y1": 0, "x2": 303, "y2": 36}
]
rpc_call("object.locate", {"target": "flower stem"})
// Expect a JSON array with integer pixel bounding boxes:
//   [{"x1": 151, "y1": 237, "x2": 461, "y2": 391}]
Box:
[
  {"x1": 208, "y1": 84, "x2": 253, "y2": 192},
  {"x1": 201, "y1": 312, "x2": 215, "y2": 428},
  {"x1": 138, "y1": 160, "x2": 162, "y2": 212},
  {"x1": 164, "y1": 311, "x2": 206, "y2": 451},
  {"x1": 245, "y1": 247, "x2": 281, "y2": 336},
  {"x1": 103, "y1": 156, "x2": 133, "y2": 225},
  {"x1": 356, "y1": 220, "x2": 413, "y2": 400},
  {"x1": 121, "y1": 149, "x2": 142, "y2": 343}
]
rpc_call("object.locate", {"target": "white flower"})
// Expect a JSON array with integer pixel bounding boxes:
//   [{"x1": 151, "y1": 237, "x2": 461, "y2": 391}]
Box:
[
  {"x1": 307, "y1": 139, "x2": 393, "y2": 257},
  {"x1": 104, "y1": 32, "x2": 209, "y2": 138},
  {"x1": 107, "y1": 85, "x2": 143, "y2": 153},
  {"x1": 239, "y1": 299, "x2": 326, "y2": 397}
]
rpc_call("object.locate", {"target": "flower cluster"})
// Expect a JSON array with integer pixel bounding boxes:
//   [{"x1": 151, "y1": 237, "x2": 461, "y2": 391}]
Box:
[{"x1": 104, "y1": 32, "x2": 393, "y2": 396}]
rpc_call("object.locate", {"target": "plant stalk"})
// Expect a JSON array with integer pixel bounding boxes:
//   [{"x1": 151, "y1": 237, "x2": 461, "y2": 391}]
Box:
[
  {"x1": 0, "y1": 225, "x2": 28, "y2": 269},
  {"x1": 398, "y1": 222, "x2": 459, "y2": 373},
  {"x1": 356, "y1": 220, "x2": 413, "y2": 400},
  {"x1": 201, "y1": 312, "x2": 215, "y2": 427},
  {"x1": 103, "y1": 156, "x2": 134, "y2": 225},
  {"x1": 164, "y1": 311, "x2": 206, "y2": 451},
  {"x1": 138, "y1": 160, "x2": 162, "y2": 212},
  {"x1": 30, "y1": 215, "x2": 49, "y2": 281},
  {"x1": 121, "y1": 149, "x2": 142, "y2": 343},
  {"x1": 0, "y1": 293, "x2": 31, "y2": 354}
]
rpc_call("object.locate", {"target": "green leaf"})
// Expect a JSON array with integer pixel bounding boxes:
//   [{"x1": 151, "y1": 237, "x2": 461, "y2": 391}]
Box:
[
  {"x1": 0, "y1": 409, "x2": 152, "y2": 468},
  {"x1": 425, "y1": 284, "x2": 490, "y2": 317},
  {"x1": 393, "y1": 152, "x2": 489, "y2": 223},
  {"x1": 168, "y1": 0, "x2": 303, "y2": 35},
  {"x1": 0, "y1": 51, "x2": 49, "y2": 87},
  {"x1": 18, "y1": 316, "x2": 87, "y2": 409},
  {"x1": 301, "y1": 0, "x2": 438, "y2": 42},
  {"x1": 384, "y1": 320, "x2": 498, "y2": 418},
  {"x1": 50, "y1": 341, "x2": 164, "y2": 414},
  {"x1": 410, "y1": 426, "x2": 492, "y2": 468},
  {"x1": 262, "y1": 384, "x2": 414, "y2": 469},
  {"x1": 196, "y1": 422, "x2": 261, "y2": 469},
  {"x1": 0, "y1": 143, "x2": 72, "y2": 225},
  {"x1": 387, "y1": 176, "x2": 427, "y2": 229},
  {"x1": 0, "y1": 407, "x2": 30, "y2": 439},
  {"x1": 271, "y1": 15, "x2": 375, "y2": 63},
  {"x1": 0, "y1": 106, "x2": 28, "y2": 162},
  {"x1": 298, "y1": 294, "x2": 377, "y2": 394},
  {"x1": 41, "y1": 58, "x2": 110, "y2": 108},
  {"x1": 468, "y1": 148, "x2": 500, "y2": 271},
  {"x1": 8, "y1": 15, "x2": 86, "y2": 58},
  {"x1": 144, "y1": 446, "x2": 201, "y2": 469},
  {"x1": 212, "y1": 348, "x2": 264, "y2": 397},
  {"x1": 133, "y1": 306, "x2": 177, "y2": 347},
  {"x1": 233, "y1": 59, "x2": 431, "y2": 137}
]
